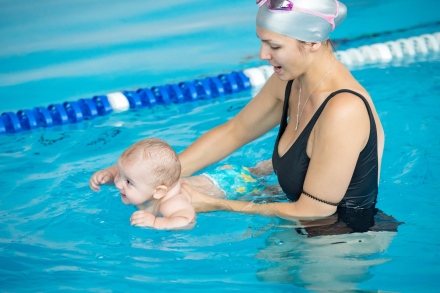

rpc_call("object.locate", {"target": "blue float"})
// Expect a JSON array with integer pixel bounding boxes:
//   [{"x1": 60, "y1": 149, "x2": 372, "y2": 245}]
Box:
[
  {"x1": 17, "y1": 109, "x2": 38, "y2": 130},
  {"x1": 93, "y1": 95, "x2": 113, "y2": 115},
  {"x1": 178, "y1": 81, "x2": 198, "y2": 102},
  {"x1": 123, "y1": 91, "x2": 143, "y2": 109},
  {"x1": 1, "y1": 112, "x2": 22, "y2": 133},
  {"x1": 137, "y1": 88, "x2": 157, "y2": 108},
  {"x1": 48, "y1": 104, "x2": 69, "y2": 125},
  {"x1": 152, "y1": 86, "x2": 172, "y2": 105},
  {"x1": 218, "y1": 73, "x2": 239, "y2": 94},
  {"x1": 78, "y1": 98, "x2": 99, "y2": 119},
  {"x1": 166, "y1": 84, "x2": 185, "y2": 103},
  {"x1": 0, "y1": 117, "x2": 5, "y2": 134},
  {"x1": 207, "y1": 77, "x2": 225, "y2": 97},
  {"x1": 63, "y1": 101, "x2": 84, "y2": 123},
  {"x1": 33, "y1": 107, "x2": 53, "y2": 127},
  {"x1": 194, "y1": 79, "x2": 213, "y2": 99},
  {"x1": 233, "y1": 71, "x2": 251, "y2": 90}
]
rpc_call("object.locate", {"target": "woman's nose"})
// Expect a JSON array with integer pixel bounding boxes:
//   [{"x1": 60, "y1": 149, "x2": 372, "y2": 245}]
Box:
[{"x1": 260, "y1": 44, "x2": 271, "y2": 60}]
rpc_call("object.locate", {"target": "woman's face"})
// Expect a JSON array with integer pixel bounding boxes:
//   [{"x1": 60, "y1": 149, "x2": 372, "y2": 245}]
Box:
[{"x1": 257, "y1": 26, "x2": 309, "y2": 81}]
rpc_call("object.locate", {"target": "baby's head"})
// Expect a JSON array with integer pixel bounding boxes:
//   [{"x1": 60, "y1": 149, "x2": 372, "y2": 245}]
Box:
[{"x1": 119, "y1": 138, "x2": 181, "y2": 188}]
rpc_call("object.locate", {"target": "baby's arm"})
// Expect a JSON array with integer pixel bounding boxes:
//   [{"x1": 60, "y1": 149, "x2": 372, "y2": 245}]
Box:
[
  {"x1": 130, "y1": 196, "x2": 195, "y2": 230},
  {"x1": 89, "y1": 165, "x2": 118, "y2": 191}
]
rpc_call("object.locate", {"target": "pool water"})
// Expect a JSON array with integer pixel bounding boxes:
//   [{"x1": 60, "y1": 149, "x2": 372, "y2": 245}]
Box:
[
  {"x1": 1, "y1": 0, "x2": 440, "y2": 292},
  {"x1": 1, "y1": 0, "x2": 440, "y2": 112}
]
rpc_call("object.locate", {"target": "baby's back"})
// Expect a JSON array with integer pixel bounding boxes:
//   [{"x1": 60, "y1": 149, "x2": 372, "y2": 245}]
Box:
[{"x1": 181, "y1": 175, "x2": 225, "y2": 198}]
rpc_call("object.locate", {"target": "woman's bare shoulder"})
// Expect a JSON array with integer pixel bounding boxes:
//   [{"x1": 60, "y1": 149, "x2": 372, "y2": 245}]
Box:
[
  {"x1": 313, "y1": 90, "x2": 371, "y2": 152},
  {"x1": 320, "y1": 90, "x2": 370, "y2": 129}
]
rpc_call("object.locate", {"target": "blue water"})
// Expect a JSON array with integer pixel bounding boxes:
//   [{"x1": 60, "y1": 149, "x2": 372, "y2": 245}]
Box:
[
  {"x1": 1, "y1": 0, "x2": 440, "y2": 112},
  {"x1": 1, "y1": 0, "x2": 440, "y2": 292}
]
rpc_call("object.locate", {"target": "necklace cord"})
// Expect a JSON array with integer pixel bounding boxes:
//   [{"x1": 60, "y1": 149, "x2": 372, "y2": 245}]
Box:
[{"x1": 295, "y1": 58, "x2": 336, "y2": 131}]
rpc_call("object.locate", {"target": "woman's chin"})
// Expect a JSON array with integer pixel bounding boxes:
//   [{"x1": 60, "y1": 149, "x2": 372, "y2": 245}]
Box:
[
  {"x1": 276, "y1": 74, "x2": 292, "y2": 82},
  {"x1": 273, "y1": 68, "x2": 293, "y2": 81}
]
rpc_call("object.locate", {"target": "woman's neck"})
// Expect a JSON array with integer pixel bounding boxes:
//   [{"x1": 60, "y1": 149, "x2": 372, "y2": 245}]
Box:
[{"x1": 298, "y1": 49, "x2": 336, "y2": 94}]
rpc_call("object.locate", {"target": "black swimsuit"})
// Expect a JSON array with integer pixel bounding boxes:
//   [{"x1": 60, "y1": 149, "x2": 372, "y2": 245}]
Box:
[{"x1": 272, "y1": 80, "x2": 379, "y2": 209}]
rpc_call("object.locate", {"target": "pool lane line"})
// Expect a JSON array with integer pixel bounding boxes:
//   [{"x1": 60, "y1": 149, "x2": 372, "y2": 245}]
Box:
[{"x1": 1, "y1": 32, "x2": 439, "y2": 135}]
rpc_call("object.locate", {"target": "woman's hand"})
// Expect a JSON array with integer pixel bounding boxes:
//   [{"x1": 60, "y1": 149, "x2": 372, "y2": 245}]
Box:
[{"x1": 182, "y1": 183, "x2": 223, "y2": 213}]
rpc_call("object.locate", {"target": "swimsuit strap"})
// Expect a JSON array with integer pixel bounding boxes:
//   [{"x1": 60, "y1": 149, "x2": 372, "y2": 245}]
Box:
[
  {"x1": 278, "y1": 80, "x2": 294, "y2": 137},
  {"x1": 314, "y1": 89, "x2": 377, "y2": 135}
]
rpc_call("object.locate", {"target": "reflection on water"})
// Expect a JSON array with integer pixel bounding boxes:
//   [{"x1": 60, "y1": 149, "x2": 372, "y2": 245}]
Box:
[{"x1": 255, "y1": 207, "x2": 403, "y2": 291}]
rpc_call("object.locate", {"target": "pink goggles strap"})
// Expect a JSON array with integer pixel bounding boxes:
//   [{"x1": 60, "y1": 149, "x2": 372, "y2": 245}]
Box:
[{"x1": 257, "y1": 0, "x2": 339, "y2": 31}]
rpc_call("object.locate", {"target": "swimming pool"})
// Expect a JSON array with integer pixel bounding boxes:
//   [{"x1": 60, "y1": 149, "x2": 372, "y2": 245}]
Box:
[{"x1": 1, "y1": 0, "x2": 440, "y2": 292}]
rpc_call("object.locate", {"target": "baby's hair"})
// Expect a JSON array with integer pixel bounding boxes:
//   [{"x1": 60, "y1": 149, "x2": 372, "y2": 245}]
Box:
[{"x1": 120, "y1": 138, "x2": 181, "y2": 187}]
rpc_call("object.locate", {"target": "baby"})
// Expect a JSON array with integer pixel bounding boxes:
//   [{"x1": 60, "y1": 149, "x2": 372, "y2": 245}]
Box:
[{"x1": 89, "y1": 138, "x2": 276, "y2": 230}]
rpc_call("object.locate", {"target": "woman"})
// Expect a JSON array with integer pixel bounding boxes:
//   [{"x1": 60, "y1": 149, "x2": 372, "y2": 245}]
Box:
[{"x1": 180, "y1": 0, "x2": 385, "y2": 221}]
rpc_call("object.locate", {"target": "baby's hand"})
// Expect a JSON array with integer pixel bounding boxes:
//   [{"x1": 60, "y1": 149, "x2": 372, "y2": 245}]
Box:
[
  {"x1": 130, "y1": 210, "x2": 156, "y2": 227},
  {"x1": 89, "y1": 169, "x2": 114, "y2": 191}
]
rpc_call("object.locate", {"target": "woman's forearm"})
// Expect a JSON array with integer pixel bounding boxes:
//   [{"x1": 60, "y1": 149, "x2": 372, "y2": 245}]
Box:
[
  {"x1": 201, "y1": 197, "x2": 334, "y2": 221},
  {"x1": 185, "y1": 184, "x2": 336, "y2": 220},
  {"x1": 212, "y1": 199, "x2": 294, "y2": 218}
]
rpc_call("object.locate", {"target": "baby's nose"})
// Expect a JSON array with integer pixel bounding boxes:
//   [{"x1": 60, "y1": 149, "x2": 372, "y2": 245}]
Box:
[{"x1": 114, "y1": 177, "x2": 122, "y2": 189}]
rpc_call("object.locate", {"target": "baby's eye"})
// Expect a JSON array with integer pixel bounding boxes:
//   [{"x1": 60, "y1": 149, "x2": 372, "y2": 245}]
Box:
[{"x1": 126, "y1": 180, "x2": 132, "y2": 185}]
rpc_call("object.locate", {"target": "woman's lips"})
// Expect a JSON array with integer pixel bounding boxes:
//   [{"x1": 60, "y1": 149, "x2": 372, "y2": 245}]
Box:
[{"x1": 274, "y1": 66, "x2": 282, "y2": 74}]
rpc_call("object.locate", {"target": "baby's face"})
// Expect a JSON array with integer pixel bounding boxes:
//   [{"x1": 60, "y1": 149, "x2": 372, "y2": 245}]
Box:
[{"x1": 114, "y1": 159, "x2": 156, "y2": 206}]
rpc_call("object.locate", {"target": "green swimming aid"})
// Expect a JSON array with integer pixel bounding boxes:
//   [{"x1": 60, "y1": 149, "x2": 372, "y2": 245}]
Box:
[{"x1": 201, "y1": 165, "x2": 266, "y2": 197}]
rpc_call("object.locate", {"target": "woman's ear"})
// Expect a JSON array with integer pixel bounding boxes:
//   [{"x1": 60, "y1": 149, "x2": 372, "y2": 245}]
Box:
[
  {"x1": 309, "y1": 42, "x2": 322, "y2": 52},
  {"x1": 153, "y1": 185, "x2": 168, "y2": 199},
  {"x1": 311, "y1": 43, "x2": 322, "y2": 52}
]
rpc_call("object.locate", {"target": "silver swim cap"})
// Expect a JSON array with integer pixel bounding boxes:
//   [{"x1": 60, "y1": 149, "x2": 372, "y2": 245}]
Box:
[{"x1": 256, "y1": 0, "x2": 347, "y2": 42}]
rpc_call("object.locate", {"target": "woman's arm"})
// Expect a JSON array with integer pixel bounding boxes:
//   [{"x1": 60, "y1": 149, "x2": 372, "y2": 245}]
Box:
[
  {"x1": 184, "y1": 184, "x2": 336, "y2": 220},
  {"x1": 302, "y1": 92, "x2": 371, "y2": 207},
  {"x1": 179, "y1": 75, "x2": 286, "y2": 176},
  {"x1": 184, "y1": 91, "x2": 372, "y2": 219}
]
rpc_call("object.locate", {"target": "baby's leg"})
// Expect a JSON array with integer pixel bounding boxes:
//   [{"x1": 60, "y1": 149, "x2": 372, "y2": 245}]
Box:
[
  {"x1": 262, "y1": 183, "x2": 283, "y2": 196},
  {"x1": 185, "y1": 165, "x2": 285, "y2": 201},
  {"x1": 248, "y1": 159, "x2": 274, "y2": 177}
]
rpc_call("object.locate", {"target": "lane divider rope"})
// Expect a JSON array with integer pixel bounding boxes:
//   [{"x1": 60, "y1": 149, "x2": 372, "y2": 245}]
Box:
[{"x1": 1, "y1": 32, "x2": 439, "y2": 135}]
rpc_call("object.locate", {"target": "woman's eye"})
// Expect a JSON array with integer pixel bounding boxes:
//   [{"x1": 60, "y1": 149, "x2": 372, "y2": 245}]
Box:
[{"x1": 271, "y1": 46, "x2": 280, "y2": 50}]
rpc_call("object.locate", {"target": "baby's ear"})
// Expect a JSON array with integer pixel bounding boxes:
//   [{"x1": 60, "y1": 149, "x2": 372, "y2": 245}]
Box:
[{"x1": 153, "y1": 185, "x2": 168, "y2": 199}]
